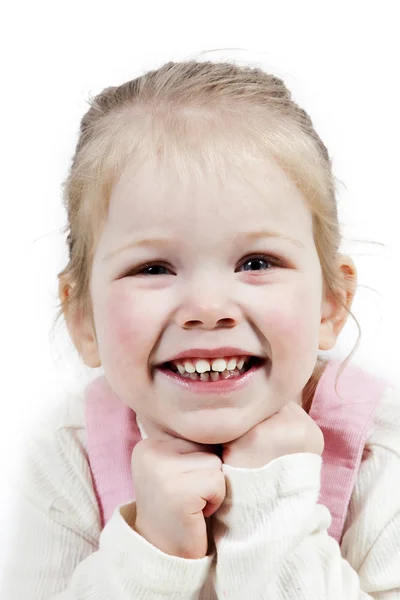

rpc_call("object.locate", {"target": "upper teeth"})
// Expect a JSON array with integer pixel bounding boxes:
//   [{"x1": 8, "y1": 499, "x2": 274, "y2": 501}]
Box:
[{"x1": 175, "y1": 356, "x2": 246, "y2": 375}]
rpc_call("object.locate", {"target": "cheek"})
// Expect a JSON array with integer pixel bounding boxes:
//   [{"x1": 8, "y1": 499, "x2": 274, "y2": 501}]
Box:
[
  {"x1": 94, "y1": 284, "x2": 157, "y2": 366},
  {"x1": 262, "y1": 281, "x2": 322, "y2": 353},
  {"x1": 258, "y1": 281, "x2": 323, "y2": 394}
]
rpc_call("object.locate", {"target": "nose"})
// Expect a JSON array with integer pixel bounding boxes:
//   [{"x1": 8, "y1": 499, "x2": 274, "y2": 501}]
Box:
[{"x1": 175, "y1": 283, "x2": 242, "y2": 330}]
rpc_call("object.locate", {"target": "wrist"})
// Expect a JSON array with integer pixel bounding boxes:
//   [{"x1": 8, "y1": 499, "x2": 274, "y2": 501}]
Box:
[
  {"x1": 222, "y1": 452, "x2": 321, "y2": 506},
  {"x1": 134, "y1": 514, "x2": 207, "y2": 560}
]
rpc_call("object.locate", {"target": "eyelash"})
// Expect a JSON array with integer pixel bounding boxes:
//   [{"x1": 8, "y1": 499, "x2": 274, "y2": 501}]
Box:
[
  {"x1": 237, "y1": 254, "x2": 284, "y2": 272},
  {"x1": 123, "y1": 254, "x2": 285, "y2": 277},
  {"x1": 124, "y1": 262, "x2": 175, "y2": 277}
]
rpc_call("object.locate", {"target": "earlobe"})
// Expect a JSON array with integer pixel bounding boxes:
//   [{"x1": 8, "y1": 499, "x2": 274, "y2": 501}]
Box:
[
  {"x1": 77, "y1": 319, "x2": 102, "y2": 368},
  {"x1": 318, "y1": 256, "x2": 357, "y2": 351},
  {"x1": 58, "y1": 277, "x2": 101, "y2": 368},
  {"x1": 319, "y1": 305, "x2": 340, "y2": 350}
]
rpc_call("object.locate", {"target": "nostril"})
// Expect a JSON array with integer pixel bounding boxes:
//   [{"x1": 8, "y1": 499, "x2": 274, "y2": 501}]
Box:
[
  {"x1": 183, "y1": 317, "x2": 236, "y2": 329},
  {"x1": 183, "y1": 320, "x2": 204, "y2": 329},
  {"x1": 217, "y1": 318, "x2": 236, "y2": 328}
]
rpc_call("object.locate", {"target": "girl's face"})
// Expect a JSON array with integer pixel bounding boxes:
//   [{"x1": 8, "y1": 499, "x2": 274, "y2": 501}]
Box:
[{"x1": 88, "y1": 157, "x2": 339, "y2": 444}]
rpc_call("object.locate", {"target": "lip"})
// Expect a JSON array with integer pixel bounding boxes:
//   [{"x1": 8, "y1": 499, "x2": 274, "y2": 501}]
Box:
[
  {"x1": 157, "y1": 360, "x2": 263, "y2": 394},
  {"x1": 157, "y1": 346, "x2": 261, "y2": 365}
]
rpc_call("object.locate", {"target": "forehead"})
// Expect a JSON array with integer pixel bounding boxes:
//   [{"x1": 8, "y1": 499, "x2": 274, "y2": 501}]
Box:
[{"x1": 104, "y1": 154, "x2": 314, "y2": 244}]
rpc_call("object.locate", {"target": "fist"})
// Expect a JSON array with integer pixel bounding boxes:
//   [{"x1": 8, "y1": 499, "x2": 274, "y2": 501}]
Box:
[
  {"x1": 222, "y1": 401, "x2": 324, "y2": 468},
  {"x1": 131, "y1": 437, "x2": 226, "y2": 559}
]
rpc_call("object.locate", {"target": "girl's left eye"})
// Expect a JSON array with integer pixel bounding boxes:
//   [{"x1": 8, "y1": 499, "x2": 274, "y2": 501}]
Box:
[{"x1": 237, "y1": 256, "x2": 279, "y2": 272}]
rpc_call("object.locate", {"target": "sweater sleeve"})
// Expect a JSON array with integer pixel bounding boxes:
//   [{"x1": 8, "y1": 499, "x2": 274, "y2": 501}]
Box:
[
  {"x1": 0, "y1": 397, "x2": 212, "y2": 600},
  {"x1": 212, "y1": 385, "x2": 400, "y2": 599}
]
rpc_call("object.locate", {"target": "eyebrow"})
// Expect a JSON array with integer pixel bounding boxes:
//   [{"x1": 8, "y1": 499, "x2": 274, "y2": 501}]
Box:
[
  {"x1": 103, "y1": 237, "x2": 173, "y2": 262},
  {"x1": 238, "y1": 230, "x2": 305, "y2": 249},
  {"x1": 103, "y1": 229, "x2": 305, "y2": 262}
]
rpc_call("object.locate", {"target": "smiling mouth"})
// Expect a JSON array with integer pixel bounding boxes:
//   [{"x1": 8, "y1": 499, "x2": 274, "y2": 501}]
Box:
[{"x1": 158, "y1": 355, "x2": 265, "y2": 382}]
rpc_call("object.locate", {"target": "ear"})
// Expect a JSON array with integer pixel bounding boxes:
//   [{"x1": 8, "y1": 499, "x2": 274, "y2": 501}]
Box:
[
  {"x1": 58, "y1": 277, "x2": 101, "y2": 368},
  {"x1": 319, "y1": 256, "x2": 357, "y2": 351}
]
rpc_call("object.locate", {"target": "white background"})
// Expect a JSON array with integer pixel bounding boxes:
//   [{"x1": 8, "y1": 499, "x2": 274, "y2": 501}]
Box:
[{"x1": 1, "y1": 0, "x2": 399, "y2": 566}]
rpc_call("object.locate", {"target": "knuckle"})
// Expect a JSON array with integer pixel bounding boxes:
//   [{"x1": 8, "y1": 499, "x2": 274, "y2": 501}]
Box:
[
  {"x1": 214, "y1": 469, "x2": 226, "y2": 490},
  {"x1": 204, "y1": 453, "x2": 223, "y2": 469},
  {"x1": 131, "y1": 440, "x2": 147, "y2": 469},
  {"x1": 208, "y1": 468, "x2": 226, "y2": 492},
  {"x1": 131, "y1": 439, "x2": 167, "y2": 476}
]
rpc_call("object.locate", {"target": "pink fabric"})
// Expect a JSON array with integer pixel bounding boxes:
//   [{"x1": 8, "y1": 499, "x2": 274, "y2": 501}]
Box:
[
  {"x1": 85, "y1": 376, "x2": 140, "y2": 526},
  {"x1": 85, "y1": 360, "x2": 386, "y2": 542},
  {"x1": 310, "y1": 361, "x2": 386, "y2": 542}
]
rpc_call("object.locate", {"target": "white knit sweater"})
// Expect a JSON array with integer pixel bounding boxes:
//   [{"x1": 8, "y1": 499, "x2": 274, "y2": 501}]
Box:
[{"x1": 1, "y1": 384, "x2": 400, "y2": 599}]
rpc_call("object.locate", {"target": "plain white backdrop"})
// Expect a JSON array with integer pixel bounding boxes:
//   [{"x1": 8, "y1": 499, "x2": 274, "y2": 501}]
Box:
[{"x1": 1, "y1": 0, "x2": 399, "y2": 566}]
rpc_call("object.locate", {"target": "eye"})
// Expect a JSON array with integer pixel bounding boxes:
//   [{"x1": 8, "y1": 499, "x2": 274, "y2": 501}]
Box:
[
  {"x1": 141, "y1": 264, "x2": 170, "y2": 276},
  {"x1": 237, "y1": 255, "x2": 280, "y2": 272},
  {"x1": 124, "y1": 262, "x2": 174, "y2": 277}
]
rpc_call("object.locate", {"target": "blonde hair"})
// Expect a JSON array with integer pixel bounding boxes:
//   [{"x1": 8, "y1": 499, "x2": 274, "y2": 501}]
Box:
[{"x1": 56, "y1": 60, "x2": 353, "y2": 404}]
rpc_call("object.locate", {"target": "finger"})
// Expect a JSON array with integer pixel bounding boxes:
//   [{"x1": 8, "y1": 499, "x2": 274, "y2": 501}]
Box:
[
  {"x1": 136, "y1": 422, "x2": 220, "y2": 452},
  {"x1": 180, "y1": 451, "x2": 223, "y2": 473},
  {"x1": 160, "y1": 438, "x2": 220, "y2": 456},
  {"x1": 201, "y1": 470, "x2": 226, "y2": 517},
  {"x1": 184, "y1": 469, "x2": 226, "y2": 517},
  {"x1": 285, "y1": 400, "x2": 313, "y2": 417}
]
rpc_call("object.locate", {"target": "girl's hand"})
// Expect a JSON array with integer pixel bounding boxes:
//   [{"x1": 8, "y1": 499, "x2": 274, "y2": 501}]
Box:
[
  {"x1": 222, "y1": 401, "x2": 324, "y2": 468},
  {"x1": 131, "y1": 437, "x2": 225, "y2": 559}
]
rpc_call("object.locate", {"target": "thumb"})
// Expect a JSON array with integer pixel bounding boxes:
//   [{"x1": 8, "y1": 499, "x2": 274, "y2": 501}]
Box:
[{"x1": 202, "y1": 471, "x2": 226, "y2": 518}]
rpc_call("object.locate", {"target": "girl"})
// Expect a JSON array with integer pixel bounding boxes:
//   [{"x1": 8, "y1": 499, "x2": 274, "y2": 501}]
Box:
[{"x1": 2, "y1": 60, "x2": 399, "y2": 599}]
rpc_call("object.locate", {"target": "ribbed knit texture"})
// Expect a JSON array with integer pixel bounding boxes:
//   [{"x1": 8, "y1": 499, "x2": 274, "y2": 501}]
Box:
[{"x1": 1, "y1": 383, "x2": 399, "y2": 598}]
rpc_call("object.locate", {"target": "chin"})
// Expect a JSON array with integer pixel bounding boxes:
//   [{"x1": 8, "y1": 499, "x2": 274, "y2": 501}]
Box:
[{"x1": 173, "y1": 410, "x2": 255, "y2": 445}]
